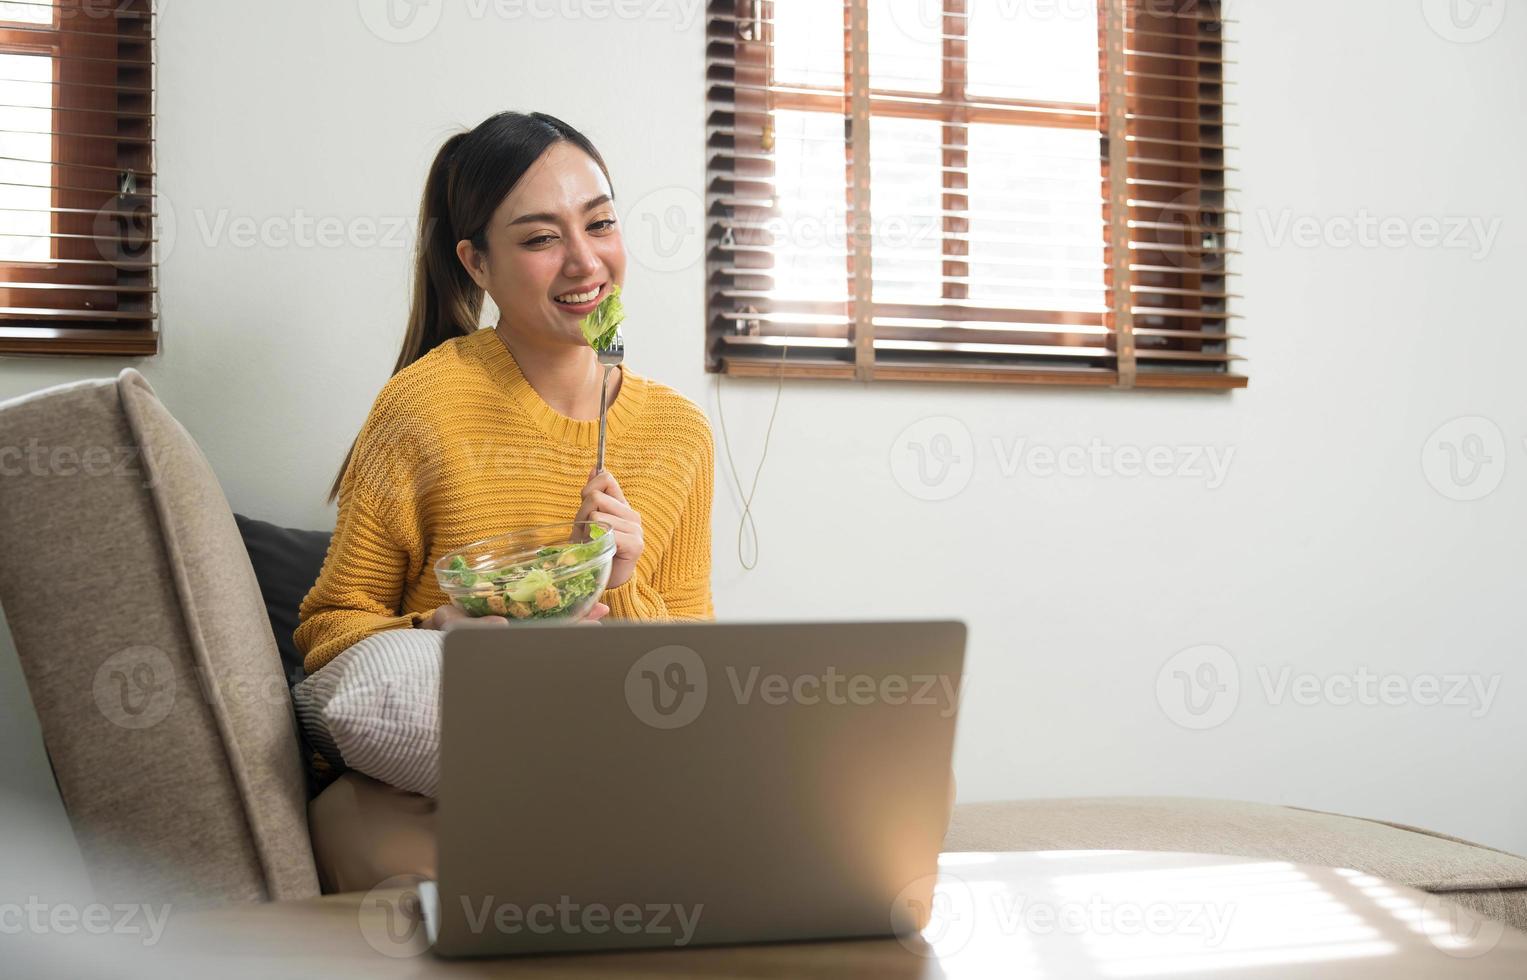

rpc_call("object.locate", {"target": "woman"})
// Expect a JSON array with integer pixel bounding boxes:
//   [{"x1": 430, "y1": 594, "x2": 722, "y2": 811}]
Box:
[
  {"x1": 296, "y1": 110, "x2": 715, "y2": 676},
  {"x1": 296, "y1": 112, "x2": 714, "y2": 892}
]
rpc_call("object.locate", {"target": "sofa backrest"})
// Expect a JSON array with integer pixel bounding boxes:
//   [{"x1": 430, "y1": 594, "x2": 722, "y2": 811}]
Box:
[{"x1": 0, "y1": 368, "x2": 319, "y2": 909}]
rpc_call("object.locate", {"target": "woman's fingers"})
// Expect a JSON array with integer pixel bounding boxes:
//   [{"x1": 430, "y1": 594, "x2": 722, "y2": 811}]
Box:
[
  {"x1": 442, "y1": 613, "x2": 508, "y2": 630},
  {"x1": 575, "y1": 499, "x2": 632, "y2": 533},
  {"x1": 578, "y1": 470, "x2": 643, "y2": 593},
  {"x1": 578, "y1": 602, "x2": 610, "y2": 625},
  {"x1": 589, "y1": 511, "x2": 639, "y2": 537},
  {"x1": 585, "y1": 466, "x2": 629, "y2": 504},
  {"x1": 583, "y1": 490, "x2": 636, "y2": 522},
  {"x1": 581, "y1": 481, "x2": 631, "y2": 514},
  {"x1": 577, "y1": 487, "x2": 641, "y2": 547},
  {"x1": 424, "y1": 604, "x2": 467, "y2": 630}
]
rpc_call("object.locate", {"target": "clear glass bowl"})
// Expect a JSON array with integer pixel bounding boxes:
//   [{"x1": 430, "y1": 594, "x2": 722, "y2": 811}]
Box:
[{"x1": 432, "y1": 521, "x2": 616, "y2": 622}]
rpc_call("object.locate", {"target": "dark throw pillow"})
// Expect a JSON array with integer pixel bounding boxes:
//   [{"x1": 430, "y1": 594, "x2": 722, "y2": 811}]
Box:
[{"x1": 233, "y1": 513, "x2": 332, "y2": 690}]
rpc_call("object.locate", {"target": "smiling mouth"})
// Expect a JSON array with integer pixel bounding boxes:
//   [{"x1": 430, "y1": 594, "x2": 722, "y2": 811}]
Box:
[{"x1": 552, "y1": 283, "x2": 606, "y2": 308}]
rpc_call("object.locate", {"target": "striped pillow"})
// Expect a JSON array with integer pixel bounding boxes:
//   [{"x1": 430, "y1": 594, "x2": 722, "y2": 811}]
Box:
[{"x1": 291, "y1": 629, "x2": 441, "y2": 797}]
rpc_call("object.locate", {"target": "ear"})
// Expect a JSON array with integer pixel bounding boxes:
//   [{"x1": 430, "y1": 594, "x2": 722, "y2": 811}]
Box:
[{"x1": 456, "y1": 239, "x2": 489, "y2": 290}]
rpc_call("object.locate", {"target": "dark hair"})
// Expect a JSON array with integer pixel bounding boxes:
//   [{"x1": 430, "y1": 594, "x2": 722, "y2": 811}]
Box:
[{"x1": 327, "y1": 111, "x2": 613, "y2": 503}]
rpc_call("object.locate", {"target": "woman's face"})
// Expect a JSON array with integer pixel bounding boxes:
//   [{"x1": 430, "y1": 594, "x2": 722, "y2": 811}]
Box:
[{"x1": 459, "y1": 141, "x2": 626, "y2": 347}]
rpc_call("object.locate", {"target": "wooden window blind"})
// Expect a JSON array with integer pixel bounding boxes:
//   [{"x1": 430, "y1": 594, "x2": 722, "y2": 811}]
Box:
[
  {"x1": 0, "y1": 0, "x2": 157, "y2": 356},
  {"x1": 704, "y1": 0, "x2": 1242, "y2": 389}
]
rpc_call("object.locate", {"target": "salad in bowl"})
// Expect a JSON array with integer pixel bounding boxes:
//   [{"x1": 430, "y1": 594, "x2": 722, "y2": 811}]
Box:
[{"x1": 433, "y1": 521, "x2": 615, "y2": 622}]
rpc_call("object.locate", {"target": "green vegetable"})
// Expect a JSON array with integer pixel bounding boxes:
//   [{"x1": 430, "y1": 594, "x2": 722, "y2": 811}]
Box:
[
  {"x1": 559, "y1": 569, "x2": 598, "y2": 603},
  {"x1": 445, "y1": 532, "x2": 615, "y2": 620},
  {"x1": 446, "y1": 554, "x2": 478, "y2": 588},
  {"x1": 505, "y1": 567, "x2": 553, "y2": 603},
  {"x1": 559, "y1": 525, "x2": 609, "y2": 564},
  {"x1": 580, "y1": 284, "x2": 624, "y2": 351}
]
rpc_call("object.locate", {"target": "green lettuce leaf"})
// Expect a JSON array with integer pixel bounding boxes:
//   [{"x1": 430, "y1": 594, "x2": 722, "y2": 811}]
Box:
[
  {"x1": 506, "y1": 567, "x2": 554, "y2": 603},
  {"x1": 580, "y1": 284, "x2": 625, "y2": 351},
  {"x1": 446, "y1": 555, "x2": 478, "y2": 588}
]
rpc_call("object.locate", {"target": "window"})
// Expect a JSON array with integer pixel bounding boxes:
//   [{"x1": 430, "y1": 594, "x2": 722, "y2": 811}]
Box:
[
  {"x1": 0, "y1": 0, "x2": 157, "y2": 356},
  {"x1": 704, "y1": 0, "x2": 1241, "y2": 389}
]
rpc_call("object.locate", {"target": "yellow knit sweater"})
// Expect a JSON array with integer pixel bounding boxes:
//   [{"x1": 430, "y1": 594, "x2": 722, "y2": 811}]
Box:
[{"x1": 295, "y1": 327, "x2": 715, "y2": 673}]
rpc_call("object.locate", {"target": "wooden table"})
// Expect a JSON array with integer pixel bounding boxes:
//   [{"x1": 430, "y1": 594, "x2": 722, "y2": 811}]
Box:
[{"x1": 25, "y1": 851, "x2": 1527, "y2": 978}]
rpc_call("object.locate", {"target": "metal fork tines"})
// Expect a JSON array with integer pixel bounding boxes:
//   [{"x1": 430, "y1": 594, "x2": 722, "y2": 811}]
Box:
[{"x1": 595, "y1": 325, "x2": 625, "y2": 472}]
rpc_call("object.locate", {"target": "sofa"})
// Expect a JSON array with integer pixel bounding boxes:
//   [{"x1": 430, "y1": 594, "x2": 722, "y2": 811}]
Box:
[{"x1": 2, "y1": 368, "x2": 1525, "y2": 931}]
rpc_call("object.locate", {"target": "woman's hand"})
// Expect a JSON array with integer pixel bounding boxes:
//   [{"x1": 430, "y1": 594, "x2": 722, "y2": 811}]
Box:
[
  {"x1": 419, "y1": 601, "x2": 609, "y2": 630},
  {"x1": 576, "y1": 466, "x2": 644, "y2": 590},
  {"x1": 421, "y1": 604, "x2": 504, "y2": 630}
]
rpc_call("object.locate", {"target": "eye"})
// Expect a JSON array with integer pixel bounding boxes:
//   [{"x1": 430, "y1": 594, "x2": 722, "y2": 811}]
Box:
[
  {"x1": 523, "y1": 234, "x2": 556, "y2": 248},
  {"x1": 590, "y1": 218, "x2": 617, "y2": 233}
]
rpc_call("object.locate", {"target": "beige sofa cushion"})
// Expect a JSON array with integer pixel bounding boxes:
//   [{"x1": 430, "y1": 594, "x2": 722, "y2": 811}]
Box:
[
  {"x1": 0, "y1": 369, "x2": 318, "y2": 909},
  {"x1": 946, "y1": 797, "x2": 1527, "y2": 931}
]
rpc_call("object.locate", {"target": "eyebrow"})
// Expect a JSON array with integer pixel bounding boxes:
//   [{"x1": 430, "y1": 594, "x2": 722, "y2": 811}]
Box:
[{"x1": 508, "y1": 194, "x2": 612, "y2": 227}]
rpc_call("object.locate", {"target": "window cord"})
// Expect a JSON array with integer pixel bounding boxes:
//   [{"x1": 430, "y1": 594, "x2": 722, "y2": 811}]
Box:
[{"x1": 714, "y1": 338, "x2": 787, "y2": 571}]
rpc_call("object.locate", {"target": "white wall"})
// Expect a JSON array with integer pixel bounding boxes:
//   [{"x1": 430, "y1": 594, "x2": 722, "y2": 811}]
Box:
[{"x1": 2, "y1": 0, "x2": 1524, "y2": 856}]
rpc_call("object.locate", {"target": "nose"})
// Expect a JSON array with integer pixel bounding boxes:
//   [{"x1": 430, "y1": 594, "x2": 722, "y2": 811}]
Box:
[{"x1": 562, "y1": 228, "x2": 600, "y2": 280}]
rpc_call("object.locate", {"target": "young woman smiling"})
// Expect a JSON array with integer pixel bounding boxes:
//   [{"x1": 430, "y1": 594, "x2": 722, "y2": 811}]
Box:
[{"x1": 295, "y1": 111, "x2": 715, "y2": 676}]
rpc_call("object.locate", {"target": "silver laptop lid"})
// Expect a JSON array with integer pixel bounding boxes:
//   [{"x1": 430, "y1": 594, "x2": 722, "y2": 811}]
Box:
[{"x1": 431, "y1": 619, "x2": 965, "y2": 957}]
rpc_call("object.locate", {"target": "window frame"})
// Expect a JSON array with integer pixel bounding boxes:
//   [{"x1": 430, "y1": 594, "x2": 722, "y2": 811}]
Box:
[
  {"x1": 1, "y1": 10, "x2": 60, "y2": 270},
  {"x1": 0, "y1": 0, "x2": 157, "y2": 357},
  {"x1": 706, "y1": 0, "x2": 1242, "y2": 390}
]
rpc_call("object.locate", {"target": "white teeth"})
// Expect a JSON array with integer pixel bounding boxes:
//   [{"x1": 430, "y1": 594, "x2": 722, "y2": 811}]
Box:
[{"x1": 555, "y1": 287, "x2": 600, "y2": 304}]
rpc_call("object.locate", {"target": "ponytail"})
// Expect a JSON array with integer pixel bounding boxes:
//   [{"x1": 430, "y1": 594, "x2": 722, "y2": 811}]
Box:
[
  {"x1": 404, "y1": 131, "x2": 485, "y2": 373},
  {"x1": 325, "y1": 111, "x2": 612, "y2": 504}
]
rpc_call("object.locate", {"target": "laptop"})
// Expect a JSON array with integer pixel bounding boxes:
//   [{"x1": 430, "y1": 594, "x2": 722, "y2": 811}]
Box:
[{"x1": 418, "y1": 619, "x2": 966, "y2": 958}]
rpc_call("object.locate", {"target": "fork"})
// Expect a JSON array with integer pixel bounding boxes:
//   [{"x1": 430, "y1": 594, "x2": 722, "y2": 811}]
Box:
[{"x1": 595, "y1": 325, "x2": 625, "y2": 473}]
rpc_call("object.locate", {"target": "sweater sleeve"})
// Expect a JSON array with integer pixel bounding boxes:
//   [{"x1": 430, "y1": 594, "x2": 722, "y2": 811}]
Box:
[
  {"x1": 294, "y1": 388, "x2": 431, "y2": 673},
  {"x1": 604, "y1": 419, "x2": 715, "y2": 621},
  {"x1": 652, "y1": 422, "x2": 714, "y2": 619}
]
